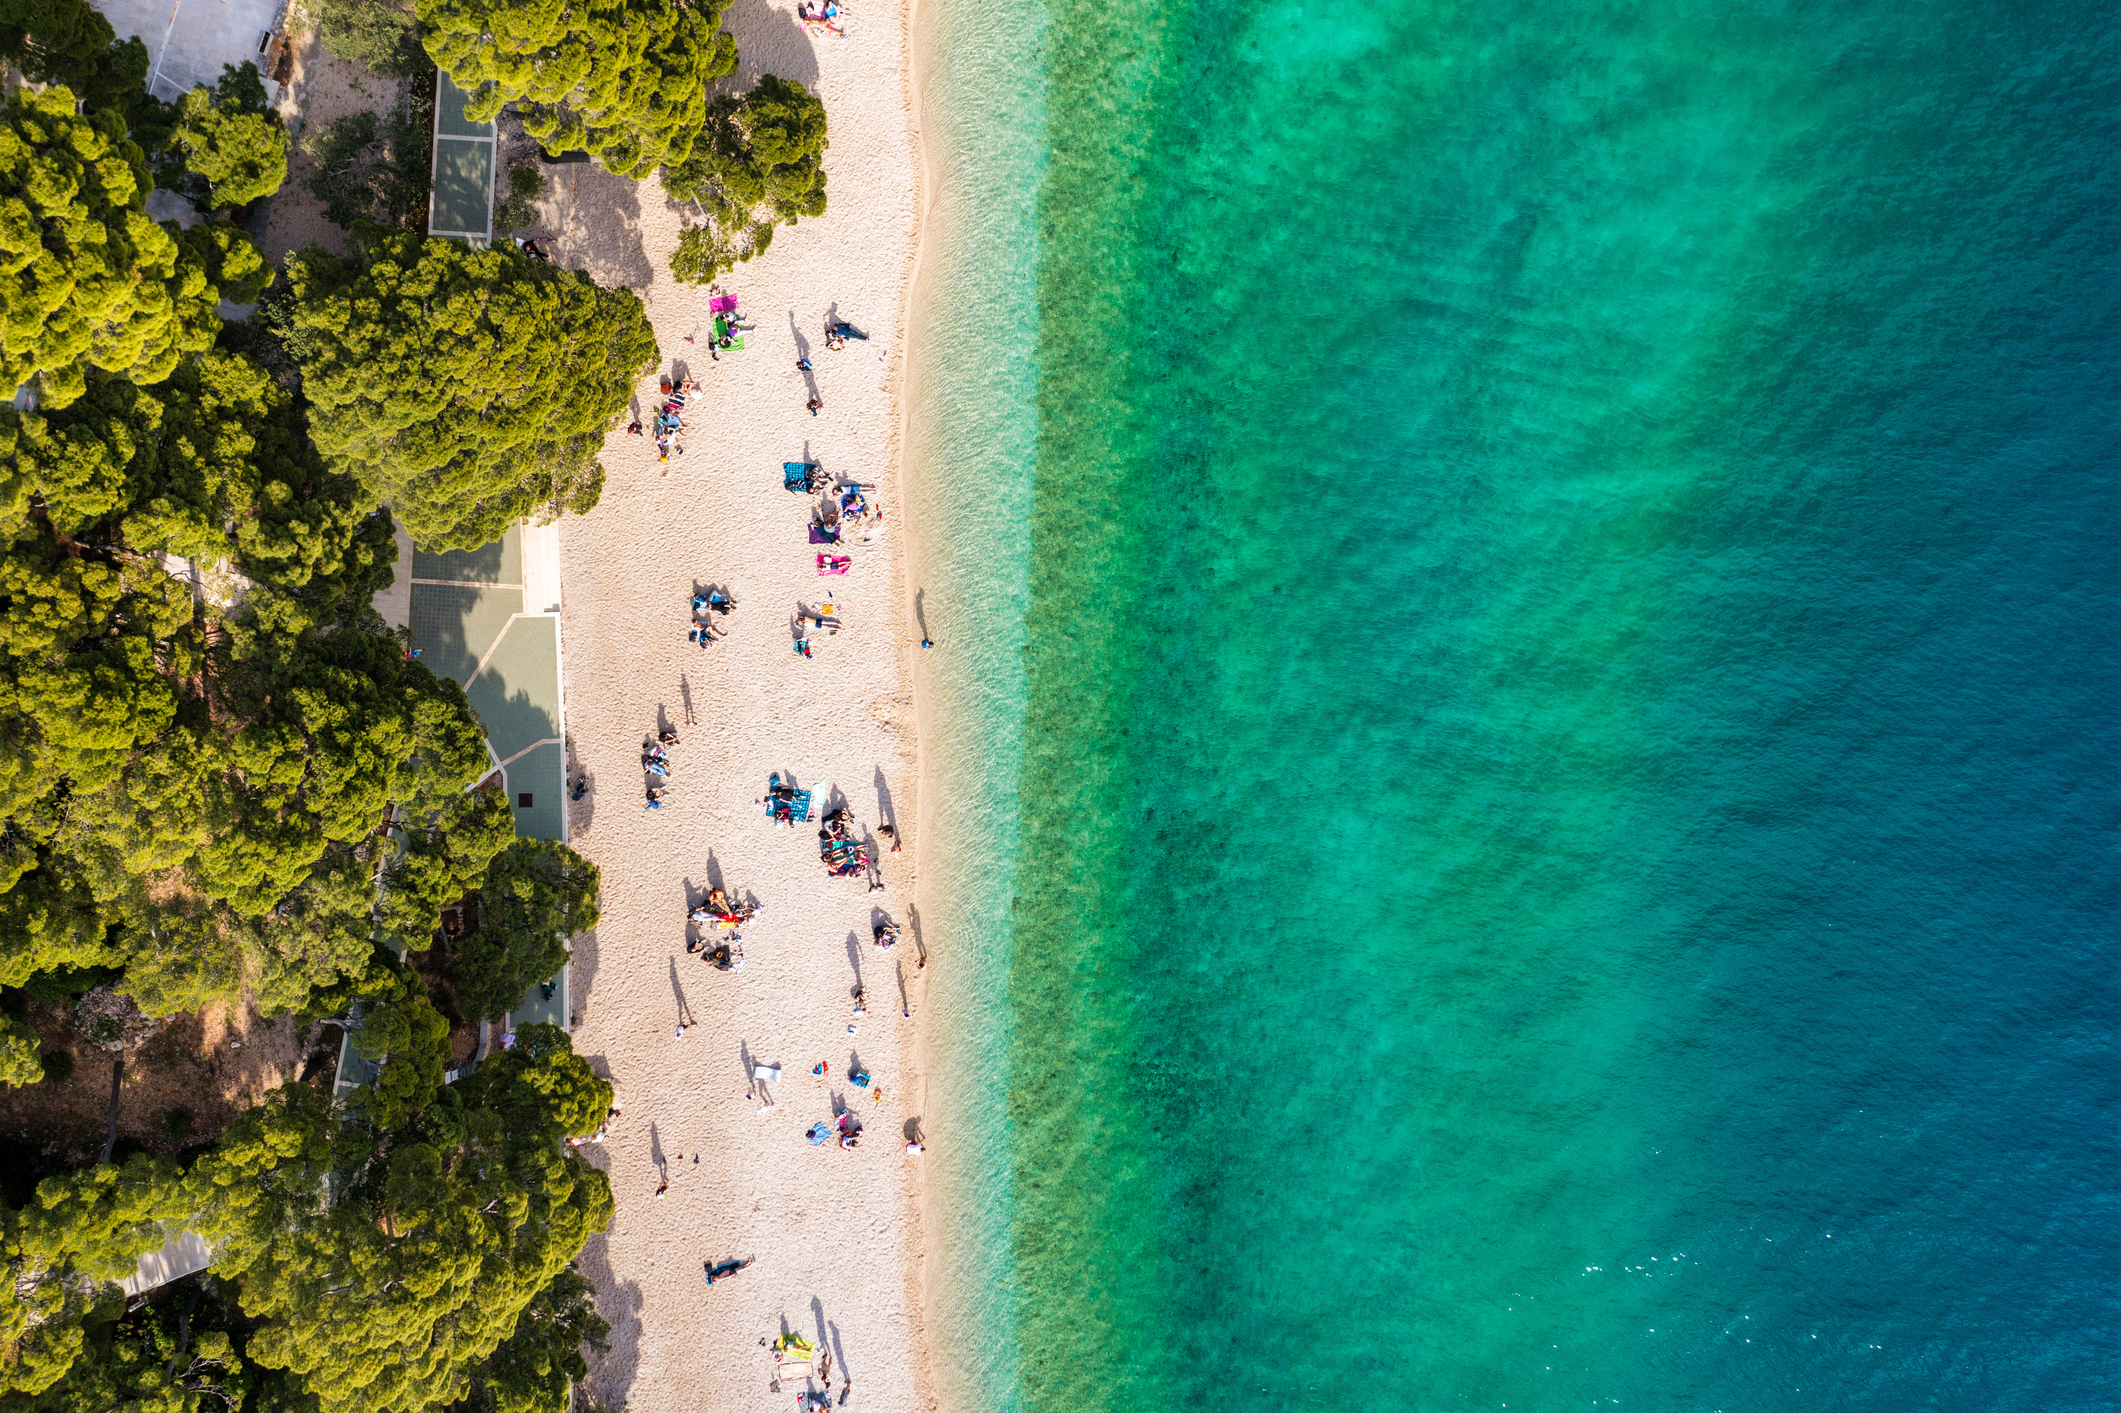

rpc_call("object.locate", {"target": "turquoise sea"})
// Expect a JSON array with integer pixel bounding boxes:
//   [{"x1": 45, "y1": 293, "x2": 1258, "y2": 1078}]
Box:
[{"x1": 905, "y1": 2, "x2": 2121, "y2": 1410}]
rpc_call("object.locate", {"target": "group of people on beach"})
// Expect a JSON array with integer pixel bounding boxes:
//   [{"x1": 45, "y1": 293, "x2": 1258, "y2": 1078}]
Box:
[
  {"x1": 689, "y1": 586, "x2": 735, "y2": 649},
  {"x1": 811, "y1": 482, "x2": 883, "y2": 550},
  {"x1": 642, "y1": 729, "x2": 680, "y2": 808},
  {"x1": 796, "y1": 0, "x2": 845, "y2": 36},
  {"x1": 684, "y1": 887, "x2": 755, "y2": 969},
  {"x1": 612, "y1": 301, "x2": 915, "y2": 1409},
  {"x1": 628, "y1": 377, "x2": 697, "y2": 466},
  {"x1": 818, "y1": 807, "x2": 883, "y2": 888}
]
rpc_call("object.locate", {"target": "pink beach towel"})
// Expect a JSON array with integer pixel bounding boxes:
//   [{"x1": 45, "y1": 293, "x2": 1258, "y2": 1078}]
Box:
[
  {"x1": 708, "y1": 295, "x2": 738, "y2": 313},
  {"x1": 816, "y1": 554, "x2": 851, "y2": 576}
]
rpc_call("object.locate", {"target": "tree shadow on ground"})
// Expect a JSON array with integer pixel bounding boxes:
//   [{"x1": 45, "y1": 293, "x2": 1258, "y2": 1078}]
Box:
[
  {"x1": 551, "y1": 160, "x2": 652, "y2": 290},
  {"x1": 577, "y1": 1233, "x2": 643, "y2": 1412}
]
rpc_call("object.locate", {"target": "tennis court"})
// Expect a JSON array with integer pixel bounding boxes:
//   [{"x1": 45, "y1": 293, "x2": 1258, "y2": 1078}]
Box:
[
  {"x1": 428, "y1": 71, "x2": 495, "y2": 246},
  {"x1": 337, "y1": 520, "x2": 574, "y2": 1097}
]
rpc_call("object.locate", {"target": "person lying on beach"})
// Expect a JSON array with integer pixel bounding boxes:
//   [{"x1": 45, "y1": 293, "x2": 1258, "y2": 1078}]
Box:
[{"x1": 659, "y1": 729, "x2": 680, "y2": 746}]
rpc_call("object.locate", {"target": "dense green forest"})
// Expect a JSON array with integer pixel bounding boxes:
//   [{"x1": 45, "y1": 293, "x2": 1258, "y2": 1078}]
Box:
[{"x1": 0, "y1": 0, "x2": 672, "y2": 1405}]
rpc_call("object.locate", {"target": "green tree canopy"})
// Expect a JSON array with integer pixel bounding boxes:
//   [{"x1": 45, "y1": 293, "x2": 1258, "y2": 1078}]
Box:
[
  {"x1": 0, "y1": 1016, "x2": 42, "y2": 1086},
  {"x1": 210, "y1": 1029, "x2": 612, "y2": 1413},
  {"x1": 451, "y1": 839, "x2": 599, "y2": 1022},
  {"x1": 0, "y1": 87, "x2": 249, "y2": 407},
  {"x1": 0, "y1": 1154, "x2": 190, "y2": 1398},
  {"x1": 171, "y1": 63, "x2": 290, "y2": 211},
  {"x1": 417, "y1": 0, "x2": 736, "y2": 177},
  {"x1": 314, "y1": 0, "x2": 427, "y2": 76},
  {"x1": 288, "y1": 233, "x2": 657, "y2": 551},
  {"x1": 13, "y1": 1031, "x2": 615, "y2": 1412},
  {"x1": 350, "y1": 971, "x2": 452, "y2": 1131},
  {"x1": 447, "y1": 1265, "x2": 607, "y2": 1413},
  {"x1": 376, "y1": 787, "x2": 517, "y2": 949},
  {"x1": 665, "y1": 75, "x2": 828, "y2": 287},
  {"x1": 0, "y1": 388, "x2": 489, "y2": 1025},
  {"x1": 0, "y1": 0, "x2": 159, "y2": 118},
  {"x1": 7, "y1": 1292, "x2": 254, "y2": 1413}
]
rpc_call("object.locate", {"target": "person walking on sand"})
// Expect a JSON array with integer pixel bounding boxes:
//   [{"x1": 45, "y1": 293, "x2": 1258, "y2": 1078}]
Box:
[{"x1": 807, "y1": 396, "x2": 823, "y2": 417}]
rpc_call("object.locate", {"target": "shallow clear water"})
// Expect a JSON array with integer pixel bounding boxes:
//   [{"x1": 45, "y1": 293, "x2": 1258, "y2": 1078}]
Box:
[{"x1": 912, "y1": 1, "x2": 2121, "y2": 1409}]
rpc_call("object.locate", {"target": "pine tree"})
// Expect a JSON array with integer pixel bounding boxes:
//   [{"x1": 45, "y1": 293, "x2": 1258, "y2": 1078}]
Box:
[
  {"x1": 216, "y1": 1028, "x2": 613, "y2": 1413},
  {"x1": 0, "y1": 1016, "x2": 44, "y2": 1086},
  {"x1": 289, "y1": 233, "x2": 657, "y2": 551},
  {"x1": 313, "y1": 0, "x2": 426, "y2": 77},
  {"x1": 0, "y1": 325, "x2": 498, "y2": 1023},
  {"x1": 417, "y1": 0, "x2": 737, "y2": 177},
  {"x1": 450, "y1": 839, "x2": 599, "y2": 1022},
  {"x1": 377, "y1": 787, "x2": 518, "y2": 949},
  {"x1": 0, "y1": 1155, "x2": 191, "y2": 1398},
  {"x1": 0, "y1": 87, "x2": 253, "y2": 407},
  {"x1": 12, "y1": 1295, "x2": 254, "y2": 1413},
  {"x1": 447, "y1": 1265, "x2": 607, "y2": 1413},
  {"x1": 170, "y1": 63, "x2": 290, "y2": 211},
  {"x1": 664, "y1": 75, "x2": 828, "y2": 286},
  {"x1": 0, "y1": 0, "x2": 156, "y2": 118},
  {"x1": 349, "y1": 971, "x2": 452, "y2": 1132}
]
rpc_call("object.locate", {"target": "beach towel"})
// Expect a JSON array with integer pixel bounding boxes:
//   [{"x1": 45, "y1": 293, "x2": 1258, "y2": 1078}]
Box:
[
  {"x1": 817, "y1": 554, "x2": 851, "y2": 575},
  {"x1": 709, "y1": 295, "x2": 738, "y2": 312},
  {"x1": 784, "y1": 461, "x2": 818, "y2": 492},
  {"x1": 766, "y1": 788, "x2": 813, "y2": 823},
  {"x1": 808, "y1": 522, "x2": 838, "y2": 543}
]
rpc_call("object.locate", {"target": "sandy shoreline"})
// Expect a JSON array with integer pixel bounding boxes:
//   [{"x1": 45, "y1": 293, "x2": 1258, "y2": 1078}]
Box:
[{"x1": 550, "y1": 0, "x2": 938, "y2": 1404}]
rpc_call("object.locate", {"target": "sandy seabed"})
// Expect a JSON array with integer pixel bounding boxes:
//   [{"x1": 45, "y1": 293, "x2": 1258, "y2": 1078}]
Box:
[{"x1": 549, "y1": 0, "x2": 936, "y2": 1407}]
